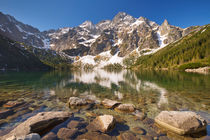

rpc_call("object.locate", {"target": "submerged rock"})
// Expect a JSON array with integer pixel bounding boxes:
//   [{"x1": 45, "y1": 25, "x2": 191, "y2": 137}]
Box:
[
  {"x1": 7, "y1": 133, "x2": 41, "y2": 140},
  {"x1": 155, "y1": 111, "x2": 207, "y2": 135},
  {"x1": 117, "y1": 131, "x2": 138, "y2": 140},
  {"x1": 81, "y1": 94, "x2": 101, "y2": 104},
  {"x1": 114, "y1": 104, "x2": 135, "y2": 113},
  {"x1": 68, "y1": 97, "x2": 88, "y2": 106},
  {"x1": 57, "y1": 128, "x2": 78, "y2": 139},
  {"x1": 41, "y1": 132, "x2": 57, "y2": 140},
  {"x1": 102, "y1": 99, "x2": 121, "y2": 109},
  {"x1": 131, "y1": 127, "x2": 146, "y2": 135},
  {"x1": 3, "y1": 101, "x2": 24, "y2": 109},
  {"x1": 0, "y1": 109, "x2": 14, "y2": 119},
  {"x1": 87, "y1": 115, "x2": 116, "y2": 133},
  {"x1": 67, "y1": 120, "x2": 87, "y2": 129},
  {"x1": 143, "y1": 118, "x2": 155, "y2": 127},
  {"x1": 139, "y1": 135, "x2": 153, "y2": 140},
  {"x1": 132, "y1": 110, "x2": 146, "y2": 121},
  {"x1": 2, "y1": 112, "x2": 72, "y2": 140},
  {"x1": 76, "y1": 131, "x2": 115, "y2": 140}
]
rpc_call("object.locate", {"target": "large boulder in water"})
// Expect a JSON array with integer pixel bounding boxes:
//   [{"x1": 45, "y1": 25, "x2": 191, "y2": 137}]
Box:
[
  {"x1": 1, "y1": 112, "x2": 72, "y2": 140},
  {"x1": 87, "y1": 115, "x2": 116, "y2": 133},
  {"x1": 155, "y1": 111, "x2": 207, "y2": 135},
  {"x1": 102, "y1": 99, "x2": 121, "y2": 109}
]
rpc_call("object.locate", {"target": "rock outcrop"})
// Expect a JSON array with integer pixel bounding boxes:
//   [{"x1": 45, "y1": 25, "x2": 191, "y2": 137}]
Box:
[
  {"x1": 185, "y1": 66, "x2": 210, "y2": 74},
  {"x1": 155, "y1": 111, "x2": 207, "y2": 135}
]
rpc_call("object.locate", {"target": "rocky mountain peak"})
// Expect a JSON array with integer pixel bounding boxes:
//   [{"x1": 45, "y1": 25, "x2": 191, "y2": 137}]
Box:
[
  {"x1": 79, "y1": 20, "x2": 95, "y2": 30},
  {"x1": 114, "y1": 12, "x2": 128, "y2": 18},
  {"x1": 138, "y1": 16, "x2": 147, "y2": 22},
  {"x1": 112, "y1": 12, "x2": 136, "y2": 27},
  {"x1": 162, "y1": 19, "x2": 170, "y2": 26},
  {"x1": 159, "y1": 19, "x2": 171, "y2": 35},
  {"x1": 96, "y1": 20, "x2": 112, "y2": 31}
]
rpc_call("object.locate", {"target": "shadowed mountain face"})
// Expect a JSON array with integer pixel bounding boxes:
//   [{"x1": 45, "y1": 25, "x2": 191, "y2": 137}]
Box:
[
  {"x1": 0, "y1": 35, "x2": 50, "y2": 70},
  {"x1": 0, "y1": 12, "x2": 49, "y2": 49}
]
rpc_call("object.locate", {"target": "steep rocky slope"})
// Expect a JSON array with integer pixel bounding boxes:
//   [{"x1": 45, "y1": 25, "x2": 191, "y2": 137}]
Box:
[
  {"x1": 0, "y1": 34, "x2": 50, "y2": 70},
  {"x1": 133, "y1": 25, "x2": 210, "y2": 70},
  {"x1": 0, "y1": 12, "x2": 49, "y2": 49}
]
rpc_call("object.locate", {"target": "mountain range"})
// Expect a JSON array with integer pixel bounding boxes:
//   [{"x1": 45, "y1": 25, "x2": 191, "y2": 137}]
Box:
[{"x1": 0, "y1": 11, "x2": 208, "y2": 70}]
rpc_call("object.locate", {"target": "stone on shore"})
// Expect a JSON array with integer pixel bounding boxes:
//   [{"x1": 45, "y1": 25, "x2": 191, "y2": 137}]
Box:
[
  {"x1": 185, "y1": 66, "x2": 210, "y2": 74},
  {"x1": 2, "y1": 112, "x2": 72, "y2": 140},
  {"x1": 102, "y1": 99, "x2": 121, "y2": 109},
  {"x1": 155, "y1": 111, "x2": 207, "y2": 135},
  {"x1": 68, "y1": 97, "x2": 88, "y2": 106},
  {"x1": 87, "y1": 115, "x2": 116, "y2": 133},
  {"x1": 114, "y1": 104, "x2": 135, "y2": 113}
]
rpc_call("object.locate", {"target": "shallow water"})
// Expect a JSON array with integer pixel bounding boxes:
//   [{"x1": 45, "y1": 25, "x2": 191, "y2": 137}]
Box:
[{"x1": 0, "y1": 69, "x2": 209, "y2": 139}]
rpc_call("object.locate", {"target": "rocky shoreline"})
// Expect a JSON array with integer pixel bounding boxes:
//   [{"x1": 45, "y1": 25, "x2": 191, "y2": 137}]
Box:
[
  {"x1": 185, "y1": 67, "x2": 210, "y2": 74},
  {"x1": 0, "y1": 97, "x2": 208, "y2": 140}
]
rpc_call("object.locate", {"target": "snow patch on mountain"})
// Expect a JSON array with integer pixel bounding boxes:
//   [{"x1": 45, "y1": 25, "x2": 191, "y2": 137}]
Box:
[
  {"x1": 16, "y1": 25, "x2": 34, "y2": 36},
  {"x1": 156, "y1": 31, "x2": 168, "y2": 47},
  {"x1": 78, "y1": 55, "x2": 96, "y2": 65},
  {"x1": 201, "y1": 28, "x2": 206, "y2": 33},
  {"x1": 131, "y1": 19, "x2": 144, "y2": 27},
  {"x1": 42, "y1": 38, "x2": 50, "y2": 49},
  {"x1": 114, "y1": 38, "x2": 123, "y2": 46},
  {"x1": 79, "y1": 21, "x2": 95, "y2": 30},
  {"x1": 48, "y1": 27, "x2": 71, "y2": 39},
  {"x1": 75, "y1": 50, "x2": 124, "y2": 68},
  {"x1": 0, "y1": 25, "x2": 6, "y2": 32},
  {"x1": 15, "y1": 25, "x2": 24, "y2": 32},
  {"x1": 79, "y1": 35, "x2": 100, "y2": 47}
]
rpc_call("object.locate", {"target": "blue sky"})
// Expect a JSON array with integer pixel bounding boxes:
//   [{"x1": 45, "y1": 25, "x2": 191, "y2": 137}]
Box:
[{"x1": 1, "y1": 0, "x2": 210, "y2": 31}]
